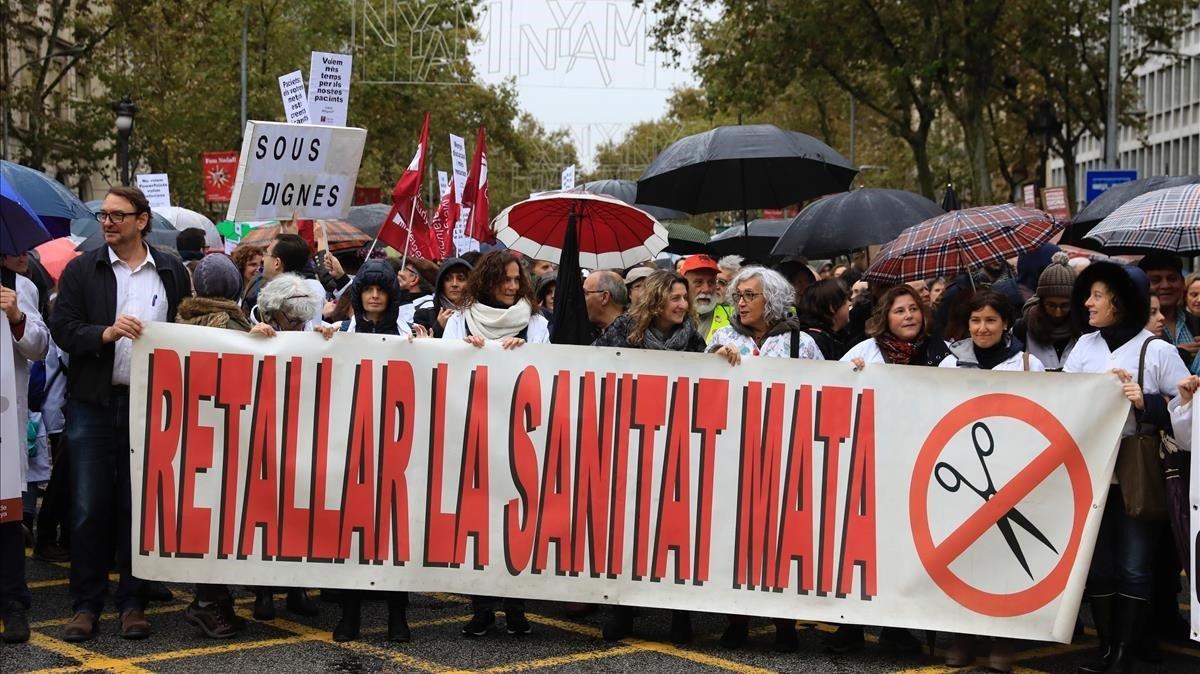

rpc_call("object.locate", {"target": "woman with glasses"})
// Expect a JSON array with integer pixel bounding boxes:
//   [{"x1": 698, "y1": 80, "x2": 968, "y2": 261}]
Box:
[
  {"x1": 1013, "y1": 252, "x2": 1078, "y2": 372},
  {"x1": 249, "y1": 274, "x2": 323, "y2": 337}
]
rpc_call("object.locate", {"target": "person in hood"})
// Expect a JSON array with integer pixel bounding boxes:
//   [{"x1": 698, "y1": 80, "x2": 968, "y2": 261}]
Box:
[
  {"x1": 1014, "y1": 252, "x2": 1078, "y2": 371},
  {"x1": 709, "y1": 266, "x2": 823, "y2": 363},
  {"x1": 1065, "y1": 262, "x2": 1189, "y2": 674},
  {"x1": 336, "y1": 260, "x2": 412, "y2": 337},
  {"x1": 412, "y1": 257, "x2": 472, "y2": 338},
  {"x1": 940, "y1": 291, "x2": 1045, "y2": 372},
  {"x1": 534, "y1": 270, "x2": 557, "y2": 321},
  {"x1": 176, "y1": 254, "x2": 252, "y2": 332},
  {"x1": 797, "y1": 279, "x2": 852, "y2": 360}
]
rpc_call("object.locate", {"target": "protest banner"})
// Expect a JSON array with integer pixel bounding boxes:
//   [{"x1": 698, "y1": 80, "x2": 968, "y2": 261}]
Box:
[
  {"x1": 1022, "y1": 184, "x2": 1037, "y2": 208},
  {"x1": 278, "y1": 70, "x2": 311, "y2": 125},
  {"x1": 136, "y1": 173, "x2": 171, "y2": 208},
  {"x1": 202, "y1": 152, "x2": 240, "y2": 203},
  {"x1": 0, "y1": 319, "x2": 20, "y2": 523},
  {"x1": 1192, "y1": 408, "x2": 1199, "y2": 643},
  {"x1": 132, "y1": 323, "x2": 1129, "y2": 642},
  {"x1": 226, "y1": 121, "x2": 366, "y2": 222},
  {"x1": 561, "y1": 164, "x2": 576, "y2": 190},
  {"x1": 449, "y1": 133, "x2": 476, "y2": 255},
  {"x1": 1043, "y1": 187, "x2": 1071, "y2": 222},
  {"x1": 307, "y1": 52, "x2": 352, "y2": 126}
]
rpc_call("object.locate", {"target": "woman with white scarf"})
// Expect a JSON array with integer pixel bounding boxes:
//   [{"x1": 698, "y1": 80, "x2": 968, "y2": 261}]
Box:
[{"x1": 442, "y1": 250, "x2": 549, "y2": 348}]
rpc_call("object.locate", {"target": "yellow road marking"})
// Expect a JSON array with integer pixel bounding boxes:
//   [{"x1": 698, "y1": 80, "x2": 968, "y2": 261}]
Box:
[
  {"x1": 265, "y1": 614, "x2": 455, "y2": 673},
  {"x1": 481, "y1": 644, "x2": 643, "y2": 672},
  {"x1": 24, "y1": 632, "x2": 155, "y2": 674}
]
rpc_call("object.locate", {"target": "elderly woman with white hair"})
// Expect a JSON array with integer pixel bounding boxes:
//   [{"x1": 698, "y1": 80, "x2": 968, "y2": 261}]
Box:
[
  {"x1": 709, "y1": 266, "x2": 823, "y2": 364},
  {"x1": 249, "y1": 273, "x2": 326, "y2": 337}
]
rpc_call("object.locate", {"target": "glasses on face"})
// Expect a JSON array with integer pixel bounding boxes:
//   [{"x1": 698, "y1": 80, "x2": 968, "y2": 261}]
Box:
[
  {"x1": 730, "y1": 291, "x2": 762, "y2": 304},
  {"x1": 1043, "y1": 300, "x2": 1071, "y2": 312},
  {"x1": 96, "y1": 210, "x2": 140, "y2": 224}
]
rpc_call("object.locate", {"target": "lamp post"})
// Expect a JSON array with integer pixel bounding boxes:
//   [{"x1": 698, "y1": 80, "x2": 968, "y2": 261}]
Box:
[{"x1": 112, "y1": 96, "x2": 137, "y2": 186}]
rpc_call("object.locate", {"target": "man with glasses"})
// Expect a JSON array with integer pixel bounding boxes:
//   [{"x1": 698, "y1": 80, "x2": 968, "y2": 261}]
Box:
[
  {"x1": 583, "y1": 270, "x2": 626, "y2": 337},
  {"x1": 48, "y1": 185, "x2": 190, "y2": 642}
]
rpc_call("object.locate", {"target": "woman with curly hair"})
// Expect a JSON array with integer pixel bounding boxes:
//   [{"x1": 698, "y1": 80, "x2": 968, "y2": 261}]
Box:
[
  {"x1": 592, "y1": 270, "x2": 706, "y2": 353},
  {"x1": 442, "y1": 250, "x2": 549, "y2": 348}
]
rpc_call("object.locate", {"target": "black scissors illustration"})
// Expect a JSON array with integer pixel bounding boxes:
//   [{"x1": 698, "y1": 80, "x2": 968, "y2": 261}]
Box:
[{"x1": 934, "y1": 422, "x2": 1058, "y2": 579}]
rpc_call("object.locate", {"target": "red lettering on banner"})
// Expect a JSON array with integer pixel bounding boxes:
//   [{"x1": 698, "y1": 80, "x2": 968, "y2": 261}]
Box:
[
  {"x1": 424, "y1": 363, "x2": 457, "y2": 566},
  {"x1": 141, "y1": 348, "x2": 182, "y2": 556},
  {"x1": 692, "y1": 378, "x2": 729, "y2": 585},
  {"x1": 605, "y1": 374, "x2": 635, "y2": 578},
  {"x1": 505, "y1": 366, "x2": 541, "y2": 574},
  {"x1": 837, "y1": 390, "x2": 877, "y2": 599},
  {"x1": 454, "y1": 367, "x2": 490, "y2": 569},
  {"x1": 776, "y1": 385, "x2": 815, "y2": 594},
  {"x1": 279, "y1": 357, "x2": 310, "y2": 560},
  {"x1": 734, "y1": 382, "x2": 784, "y2": 590},
  {"x1": 178, "y1": 352, "x2": 218, "y2": 557},
  {"x1": 816, "y1": 387, "x2": 852, "y2": 595},
  {"x1": 239, "y1": 357, "x2": 279, "y2": 560},
  {"x1": 308, "y1": 359, "x2": 339, "y2": 561},
  {"x1": 653, "y1": 378, "x2": 692, "y2": 583},
  {"x1": 534, "y1": 371, "x2": 574, "y2": 575},
  {"x1": 375, "y1": 361, "x2": 415, "y2": 565},
  {"x1": 339, "y1": 361, "x2": 378, "y2": 563},
  {"x1": 631, "y1": 375, "x2": 667, "y2": 580},
  {"x1": 572, "y1": 373, "x2": 615, "y2": 577},
  {"x1": 215, "y1": 354, "x2": 253, "y2": 558}
]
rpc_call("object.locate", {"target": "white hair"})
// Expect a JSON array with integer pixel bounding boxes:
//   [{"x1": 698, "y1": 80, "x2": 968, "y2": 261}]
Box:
[
  {"x1": 256, "y1": 273, "x2": 321, "y2": 324},
  {"x1": 728, "y1": 266, "x2": 794, "y2": 326},
  {"x1": 718, "y1": 255, "x2": 743, "y2": 275}
]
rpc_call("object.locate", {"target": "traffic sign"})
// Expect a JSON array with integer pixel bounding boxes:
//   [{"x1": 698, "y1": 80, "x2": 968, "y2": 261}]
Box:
[{"x1": 1085, "y1": 169, "x2": 1138, "y2": 203}]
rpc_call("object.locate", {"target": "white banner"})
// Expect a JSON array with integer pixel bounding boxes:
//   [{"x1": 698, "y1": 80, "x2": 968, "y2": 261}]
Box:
[
  {"x1": 278, "y1": 70, "x2": 311, "y2": 125},
  {"x1": 307, "y1": 51, "x2": 351, "y2": 126},
  {"x1": 226, "y1": 121, "x2": 366, "y2": 221},
  {"x1": 131, "y1": 323, "x2": 1130, "y2": 642},
  {"x1": 135, "y1": 173, "x2": 171, "y2": 209},
  {"x1": 0, "y1": 318, "x2": 20, "y2": 522},
  {"x1": 1192, "y1": 408, "x2": 1199, "y2": 642}
]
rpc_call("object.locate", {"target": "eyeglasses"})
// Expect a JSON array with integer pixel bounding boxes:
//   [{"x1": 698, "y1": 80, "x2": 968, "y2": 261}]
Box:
[
  {"x1": 1043, "y1": 300, "x2": 1071, "y2": 312},
  {"x1": 96, "y1": 210, "x2": 141, "y2": 224},
  {"x1": 730, "y1": 292, "x2": 762, "y2": 303}
]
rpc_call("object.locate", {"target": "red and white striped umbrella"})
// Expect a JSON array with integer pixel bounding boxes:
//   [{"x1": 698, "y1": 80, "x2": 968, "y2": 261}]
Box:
[{"x1": 492, "y1": 191, "x2": 669, "y2": 268}]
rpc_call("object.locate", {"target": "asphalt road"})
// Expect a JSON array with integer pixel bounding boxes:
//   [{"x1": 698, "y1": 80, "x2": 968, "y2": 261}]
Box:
[{"x1": 2, "y1": 550, "x2": 1198, "y2": 673}]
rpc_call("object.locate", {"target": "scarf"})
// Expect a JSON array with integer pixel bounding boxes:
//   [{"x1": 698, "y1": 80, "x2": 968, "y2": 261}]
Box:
[
  {"x1": 973, "y1": 340, "x2": 1012, "y2": 371},
  {"x1": 1023, "y1": 298, "x2": 1076, "y2": 345},
  {"x1": 465, "y1": 299, "x2": 533, "y2": 340},
  {"x1": 1099, "y1": 323, "x2": 1143, "y2": 352},
  {"x1": 642, "y1": 321, "x2": 699, "y2": 351},
  {"x1": 876, "y1": 332, "x2": 922, "y2": 365}
]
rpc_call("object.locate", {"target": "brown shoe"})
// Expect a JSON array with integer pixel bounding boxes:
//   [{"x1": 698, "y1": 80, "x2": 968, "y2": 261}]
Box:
[
  {"x1": 120, "y1": 608, "x2": 152, "y2": 639},
  {"x1": 62, "y1": 612, "x2": 99, "y2": 642}
]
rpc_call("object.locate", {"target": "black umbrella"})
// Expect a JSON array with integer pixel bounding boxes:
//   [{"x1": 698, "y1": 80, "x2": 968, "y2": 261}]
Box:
[
  {"x1": 665, "y1": 221, "x2": 711, "y2": 255},
  {"x1": 634, "y1": 125, "x2": 857, "y2": 224},
  {"x1": 771, "y1": 188, "x2": 944, "y2": 259},
  {"x1": 344, "y1": 203, "x2": 392, "y2": 238},
  {"x1": 1066, "y1": 175, "x2": 1200, "y2": 245},
  {"x1": 550, "y1": 212, "x2": 593, "y2": 346},
  {"x1": 941, "y1": 182, "x2": 961, "y2": 211},
  {"x1": 707, "y1": 219, "x2": 791, "y2": 263},
  {"x1": 580, "y1": 179, "x2": 689, "y2": 221}
]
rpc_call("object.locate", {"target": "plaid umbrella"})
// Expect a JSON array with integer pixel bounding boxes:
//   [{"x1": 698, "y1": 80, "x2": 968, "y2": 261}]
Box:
[
  {"x1": 240, "y1": 219, "x2": 370, "y2": 252},
  {"x1": 1084, "y1": 184, "x2": 1200, "y2": 254},
  {"x1": 865, "y1": 204, "x2": 1063, "y2": 284}
]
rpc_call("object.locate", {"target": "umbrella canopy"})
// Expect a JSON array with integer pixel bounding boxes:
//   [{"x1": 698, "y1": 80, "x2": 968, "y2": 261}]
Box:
[
  {"x1": 1, "y1": 175, "x2": 54, "y2": 255},
  {"x1": 549, "y1": 215, "x2": 593, "y2": 345},
  {"x1": 1069, "y1": 175, "x2": 1200, "y2": 240},
  {"x1": 865, "y1": 204, "x2": 1064, "y2": 284},
  {"x1": 155, "y1": 206, "x2": 222, "y2": 248},
  {"x1": 664, "y1": 221, "x2": 711, "y2": 255},
  {"x1": 635, "y1": 124, "x2": 857, "y2": 215},
  {"x1": 941, "y1": 182, "x2": 961, "y2": 211},
  {"x1": 492, "y1": 192, "x2": 668, "y2": 269},
  {"x1": 579, "y1": 179, "x2": 689, "y2": 221},
  {"x1": 32, "y1": 236, "x2": 82, "y2": 281},
  {"x1": 1, "y1": 159, "x2": 93, "y2": 237},
  {"x1": 707, "y1": 219, "x2": 791, "y2": 262},
  {"x1": 772, "y1": 188, "x2": 944, "y2": 259},
  {"x1": 75, "y1": 228, "x2": 180, "y2": 252},
  {"x1": 239, "y1": 219, "x2": 370, "y2": 253},
  {"x1": 345, "y1": 203, "x2": 392, "y2": 238},
  {"x1": 1083, "y1": 184, "x2": 1200, "y2": 254}
]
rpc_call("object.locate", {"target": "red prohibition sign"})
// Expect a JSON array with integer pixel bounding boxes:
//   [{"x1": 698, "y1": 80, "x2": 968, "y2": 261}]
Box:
[{"x1": 909, "y1": 393, "x2": 1092, "y2": 617}]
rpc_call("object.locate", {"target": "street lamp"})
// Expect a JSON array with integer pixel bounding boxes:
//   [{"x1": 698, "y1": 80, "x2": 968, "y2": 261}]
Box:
[{"x1": 112, "y1": 96, "x2": 138, "y2": 186}]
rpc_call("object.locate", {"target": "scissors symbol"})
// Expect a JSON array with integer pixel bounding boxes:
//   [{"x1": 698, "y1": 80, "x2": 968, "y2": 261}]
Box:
[{"x1": 934, "y1": 422, "x2": 1058, "y2": 580}]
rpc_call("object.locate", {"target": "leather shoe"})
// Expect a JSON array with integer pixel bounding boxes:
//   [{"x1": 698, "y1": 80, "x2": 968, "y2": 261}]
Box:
[
  {"x1": 120, "y1": 608, "x2": 152, "y2": 639},
  {"x1": 62, "y1": 612, "x2": 99, "y2": 642},
  {"x1": 253, "y1": 589, "x2": 276, "y2": 621},
  {"x1": 1, "y1": 601, "x2": 30, "y2": 643},
  {"x1": 286, "y1": 588, "x2": 319, "y2": 617}
]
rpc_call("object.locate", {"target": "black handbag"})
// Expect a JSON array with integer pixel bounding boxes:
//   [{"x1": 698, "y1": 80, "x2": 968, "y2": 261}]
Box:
[{"x1": 1113, "y1": 338, "x2": 1168, "y2": 520}]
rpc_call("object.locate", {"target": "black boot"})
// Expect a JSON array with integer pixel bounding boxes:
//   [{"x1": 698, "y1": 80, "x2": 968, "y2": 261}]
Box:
[
  {"x1": 387, "y1": 593, "x2": 410, "y2": 642},
  {"x1": 0, "y1": 601, "x2": 30, "y2": 643},
  {"x1": 253, "y1": 588, "x2": 276, "y2": 621},
  {"x1": 1077, "y1": 593, "x2": 1115, "y2": 674},
  {"x1": 773, "y1": 618, "x2": 799, "y2": 653},
  {"x1": 603, "y1": 606, "x2": 634, "y2": 642},
  {"x1": 1105, "y1": 595, "x2": 1145, "y2": 674},
  {"x1": 286, "y1": 588, "x2": 319, "y2": 617},
  {"x1": 333, "y1": 592, "x2": 361, "y2": 642},
  {"x1": 720, "y1": 615, "x2": 749, "y2": 649},
  {"x1": 669, "y1": 610, "x2": 692, "y2": 645}
]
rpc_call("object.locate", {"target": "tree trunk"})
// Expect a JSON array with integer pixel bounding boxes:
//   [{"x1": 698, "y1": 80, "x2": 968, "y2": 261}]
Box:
[
  {"x1": 910, "y1": 135, "x2": 936, "y2": 199},
  {"x1": 964, "y1": 106, "x2": 993, "y2": 204}
]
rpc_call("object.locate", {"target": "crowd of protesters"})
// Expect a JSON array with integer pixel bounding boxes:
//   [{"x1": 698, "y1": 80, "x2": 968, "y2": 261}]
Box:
[{"x1": 1, "y1": 184, "x2": 1197, "y2": 674}]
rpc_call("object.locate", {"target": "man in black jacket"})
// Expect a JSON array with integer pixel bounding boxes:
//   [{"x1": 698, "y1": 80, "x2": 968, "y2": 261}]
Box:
[{"x1": 48, "y1": 185, "x2": 190, "y2": 643}]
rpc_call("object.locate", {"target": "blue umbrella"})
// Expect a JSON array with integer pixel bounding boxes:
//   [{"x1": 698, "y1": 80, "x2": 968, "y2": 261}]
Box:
[
  {"x1": 1, "y1": 160, "x2": 93, "y2": 237},
  {"x1": 1, "y1": 175, "x2": 55, "y2": 255}
]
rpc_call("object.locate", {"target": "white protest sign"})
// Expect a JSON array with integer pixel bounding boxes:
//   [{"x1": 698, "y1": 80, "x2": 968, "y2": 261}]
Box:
[
  {"x1": 561, "y1": 165, "x2": 576, "y2": 190},
  {"x1": 449, "y1": 134, "x2": 468, "y2": 204},
  {"x1": 278, "y1": 70, "x2": 311, "y2": 124},
  {"x1": 0, "y1": 319, "x2": 21, "y2": 523},
  {"x1": 437, "y1": 170, "x2": 450, "y2": 198},
  {"x1": 136, "y1": 173, "x2": 171, "y2": 209},
  {"x1": 1192, "y1": 407, "x2": 1199, "y2": 642},
  {"x1": 226, "y1": 121, "x2": 367, "y2": 221},
  {"x1": 307, "y1": 52, "x2": 352, "y2": 126}
]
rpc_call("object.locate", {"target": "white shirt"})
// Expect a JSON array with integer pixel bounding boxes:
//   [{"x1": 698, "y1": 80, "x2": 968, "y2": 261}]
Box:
[
  {"x1": 840, "y1": 338, "x2": 887, "y2": 364},
  {"x1": 1168, "y1": 397, "x2": 1192, "y2": 452},
  {"x1": 304, "y1": 278, "x2": 327, "y2": 328},
  {"x1": 6, "y1": 274, "x2": 50, "y2": 484},
  {"x1": 442, "y1": 312, "x2": 551, "y2": 344},
  {"x1": 938, "y1": 350, "x2": 1047, "y2": 372},
  {"x1": 110, "y1": 244, "x2": 168, "y2": 385},
  {"x1": 706, "y1": 325, "x2": 824, "y2": 360}
]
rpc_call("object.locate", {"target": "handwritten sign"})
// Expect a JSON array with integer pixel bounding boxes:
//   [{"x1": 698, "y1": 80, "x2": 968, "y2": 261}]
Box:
[
  {"x1": 136, "y1": 173, "x2": 171, "y2": 209},
  {"x1": 307, "y1": 52, "x2": 352, "y2": 126},
  {"x1": 278, "y1": 70, "x2": 311, "y2": 125}
]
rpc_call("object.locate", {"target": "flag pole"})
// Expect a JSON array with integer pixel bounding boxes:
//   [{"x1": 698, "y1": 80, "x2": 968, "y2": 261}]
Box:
[{"x1": 398, "y1": 196, "x2": 420, "y2": 270}]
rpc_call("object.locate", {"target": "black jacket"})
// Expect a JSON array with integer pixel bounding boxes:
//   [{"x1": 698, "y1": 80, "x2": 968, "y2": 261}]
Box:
[{"x1": 49, "y1": 244, "x2": 190, "y2": 406}]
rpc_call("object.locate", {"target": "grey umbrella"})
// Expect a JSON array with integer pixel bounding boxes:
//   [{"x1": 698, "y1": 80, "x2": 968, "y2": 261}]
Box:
[
  {"x1": 772, "y1": 188, "x2": 944, "y2": 259},
  {"x1": 634, "y1": 125, "x2": 857, "y2": 224},
  {"x1": 580, "y1": 179, "x2": 690, "y2": 222},
  {"x1": 345, "y1": 203, "x2": 393, "y2": 238},
  {"x1": 707, "y1": 219, "x2": 792, "y2": 262},
  {"x1": 1066, "y1": 175, "x2": 1200, "y2": 245}
]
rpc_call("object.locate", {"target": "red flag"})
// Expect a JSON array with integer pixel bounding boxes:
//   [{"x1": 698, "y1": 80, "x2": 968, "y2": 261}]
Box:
[
  {"x1": 461, "y1": 126, "x2": 493, "y2": 243},
  {"x1": 429, "y1": 171, "x2": 456, "y2": 259},
  {"x1": 378, "y1": 112, "x2": 434, "y2": 258}
]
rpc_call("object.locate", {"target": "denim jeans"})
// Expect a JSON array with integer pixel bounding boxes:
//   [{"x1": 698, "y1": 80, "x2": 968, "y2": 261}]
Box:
[
  {"x1": 1087, "y1": 486, "x2": 1160, "y2": 600},
  {"x1": 0, "y1": 521, "x2": 30, "y2": 609},
  {"x1": 66, "y1": 393, "x2": 145, "y2": 614}
]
